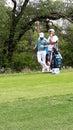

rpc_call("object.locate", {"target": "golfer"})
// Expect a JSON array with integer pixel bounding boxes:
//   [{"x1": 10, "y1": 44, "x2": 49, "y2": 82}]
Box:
[{"x1": 33, "y1": 32, "x2": 49, "y2": 72}]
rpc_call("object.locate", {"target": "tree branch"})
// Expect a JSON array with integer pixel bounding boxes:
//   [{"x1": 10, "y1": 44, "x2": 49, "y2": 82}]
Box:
[
  {"x1": 62, "y1": 15, "x2": 73, "y2": 23},
  {"x1": 12, "y1": 0, "x2": 17, "y2": 12},
  {"x1": 52, "y1": 12, "x2": 73, "y2": 23},
  {"x1": 16, "y1": 0, "x2": 29, "y2": 23},
  {"x1": 17, "y1": 13, "x2": 73, "y2": 42},
  {"x1": 17, "y1": 14, "x2": 61, "y2": 41}
]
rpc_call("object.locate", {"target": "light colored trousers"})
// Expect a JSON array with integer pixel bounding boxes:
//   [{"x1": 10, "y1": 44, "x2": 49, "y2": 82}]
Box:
[{"x1": 37, "y1": 51, "x2": 47, "y2": 70}]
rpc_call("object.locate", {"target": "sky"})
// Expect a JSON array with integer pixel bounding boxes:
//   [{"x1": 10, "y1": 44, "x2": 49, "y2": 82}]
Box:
[
  {"x1": 6, "y1": 0, "x2": 13, "y2": 7},
  {"x1": 6, "y1": 0, "x2": 72, "y2": 7},
  {"x1": 6, "y1": 0, "x2": 38, "y2": 7}
]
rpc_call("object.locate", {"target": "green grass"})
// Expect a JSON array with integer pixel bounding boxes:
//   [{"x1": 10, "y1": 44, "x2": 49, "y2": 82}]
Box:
[{"x1": 0, "y1": 70, "x2": 73, "y2": 130}]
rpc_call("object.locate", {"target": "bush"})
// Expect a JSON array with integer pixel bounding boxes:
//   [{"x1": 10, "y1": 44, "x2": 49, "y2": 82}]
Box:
[{"x1": 12, "y1": 51, "x2": 41, "y2": 72}]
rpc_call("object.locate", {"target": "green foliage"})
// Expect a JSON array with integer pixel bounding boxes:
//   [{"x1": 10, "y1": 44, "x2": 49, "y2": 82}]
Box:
[
  {"x1": 0, "y1": 3, "x2": 11, "y2": 42},
  {"x1": 0, "y1": 2, "x2": 11, "y2": 68},
  {"x1": 60, "y1": 24, "x2": 73, "y2": 67},
  {"x1": 60, "y1": 40, "x2": 73, "y2": 67},
  {"x1": 12, "y1": 51, "x2": 38, "y2": 71},
  {"x1": 0, "y1": 0, "x2": 73, "y2": 70},
  {"x1": 65, "y1": 24, "x2": 73, "y2": 44},
  {"x1": 11, "y1": 31, "x2": 41, "y2": 71}
]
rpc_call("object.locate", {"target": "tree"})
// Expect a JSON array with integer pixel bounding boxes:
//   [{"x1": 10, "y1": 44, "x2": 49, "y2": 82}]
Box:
[
  {"x1": 62, "y1": 23, "x2": 73, "y2": 66},
  {"x1": 1, "y1": 0, "x2": 73, "y2": 67},
  {"x1": 0, "y1": 1, "x2": 11, "y2": 67}
]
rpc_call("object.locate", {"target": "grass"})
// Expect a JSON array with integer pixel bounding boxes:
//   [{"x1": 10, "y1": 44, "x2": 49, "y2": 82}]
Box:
[{"x1": 0, "y1": 70, "x2": 73, "y2": 130}]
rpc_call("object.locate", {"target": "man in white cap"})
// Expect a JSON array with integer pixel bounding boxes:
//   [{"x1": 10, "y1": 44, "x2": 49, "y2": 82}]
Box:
[
  {"x1": 33, "y1": 32, "x2": 49, "y2": 72},
  {"x1": 46, "y1": 29, "x2": 59, "y2": 71},
  {"x1": 47, "y1": 29, "x2": 59, "y2": 50}
]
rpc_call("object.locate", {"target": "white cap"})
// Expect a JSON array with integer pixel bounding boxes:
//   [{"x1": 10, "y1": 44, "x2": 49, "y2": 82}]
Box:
[
  {"x1": 49, "y1": 29, "x2": 55, "y2": 33},
  {"x1": 39, "y1": 32, "x2": 44, "y2": 38}
]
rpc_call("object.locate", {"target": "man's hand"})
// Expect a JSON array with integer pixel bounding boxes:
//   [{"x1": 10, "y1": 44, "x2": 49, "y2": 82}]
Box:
[
  {"x1": 41, "y1": 45, "x2": 44, "y2": 48},
  {"x1": 33, "y1": 46, "x2": 36, "y2": 50}
]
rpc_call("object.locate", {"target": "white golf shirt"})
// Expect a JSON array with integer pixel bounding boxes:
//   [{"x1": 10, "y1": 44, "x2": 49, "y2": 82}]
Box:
[{"x1": 47, "y1": 35, "x2": 59, "y2": 51}]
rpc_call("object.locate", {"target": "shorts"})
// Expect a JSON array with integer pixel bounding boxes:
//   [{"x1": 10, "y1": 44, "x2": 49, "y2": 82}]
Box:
[{"x1": 46, "y1": 51, "x2": 52, "y2": 63}]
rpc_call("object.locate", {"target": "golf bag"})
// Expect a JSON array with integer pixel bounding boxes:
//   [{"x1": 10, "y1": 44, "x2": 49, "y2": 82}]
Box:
[{"x1": 51, "y1": 48, "x2": 62, "y2": 69}]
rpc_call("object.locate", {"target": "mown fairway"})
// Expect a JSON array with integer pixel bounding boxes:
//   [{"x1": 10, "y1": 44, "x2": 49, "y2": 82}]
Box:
[{"x1": 0, "y1": 70, "x2": 73, "y2": 130}]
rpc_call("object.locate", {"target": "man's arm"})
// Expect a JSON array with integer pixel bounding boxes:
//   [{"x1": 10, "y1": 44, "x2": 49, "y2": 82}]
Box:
[
  {"x1": 33, "y1": 41, "x2": 37, "y2": 50},
  {"x1": 47, "y1": 35, "x2": 59, "y2": 45}
]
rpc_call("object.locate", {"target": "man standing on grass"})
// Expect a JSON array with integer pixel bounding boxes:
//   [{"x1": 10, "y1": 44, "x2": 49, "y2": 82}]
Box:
[
  {"x1": 46, "y1": 29, "x2": 59, "y2": 71},
  {"x1": 33, "y1": 32, "x2": 49, "y2": 72}
]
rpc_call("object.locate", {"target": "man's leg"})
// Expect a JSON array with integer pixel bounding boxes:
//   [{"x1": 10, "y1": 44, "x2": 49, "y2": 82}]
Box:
[
  {"x1": 37, "y1": 51, "x2": 45, "y2": 71},
  {"x1": 41, "y1": 51, "x2": 49, "y2": 72}
]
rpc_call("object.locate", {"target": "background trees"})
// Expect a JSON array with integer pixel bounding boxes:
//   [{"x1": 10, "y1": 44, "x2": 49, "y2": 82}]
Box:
[{"x1": 0, "y1": 0, "x2": 73, "y2": 71}]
